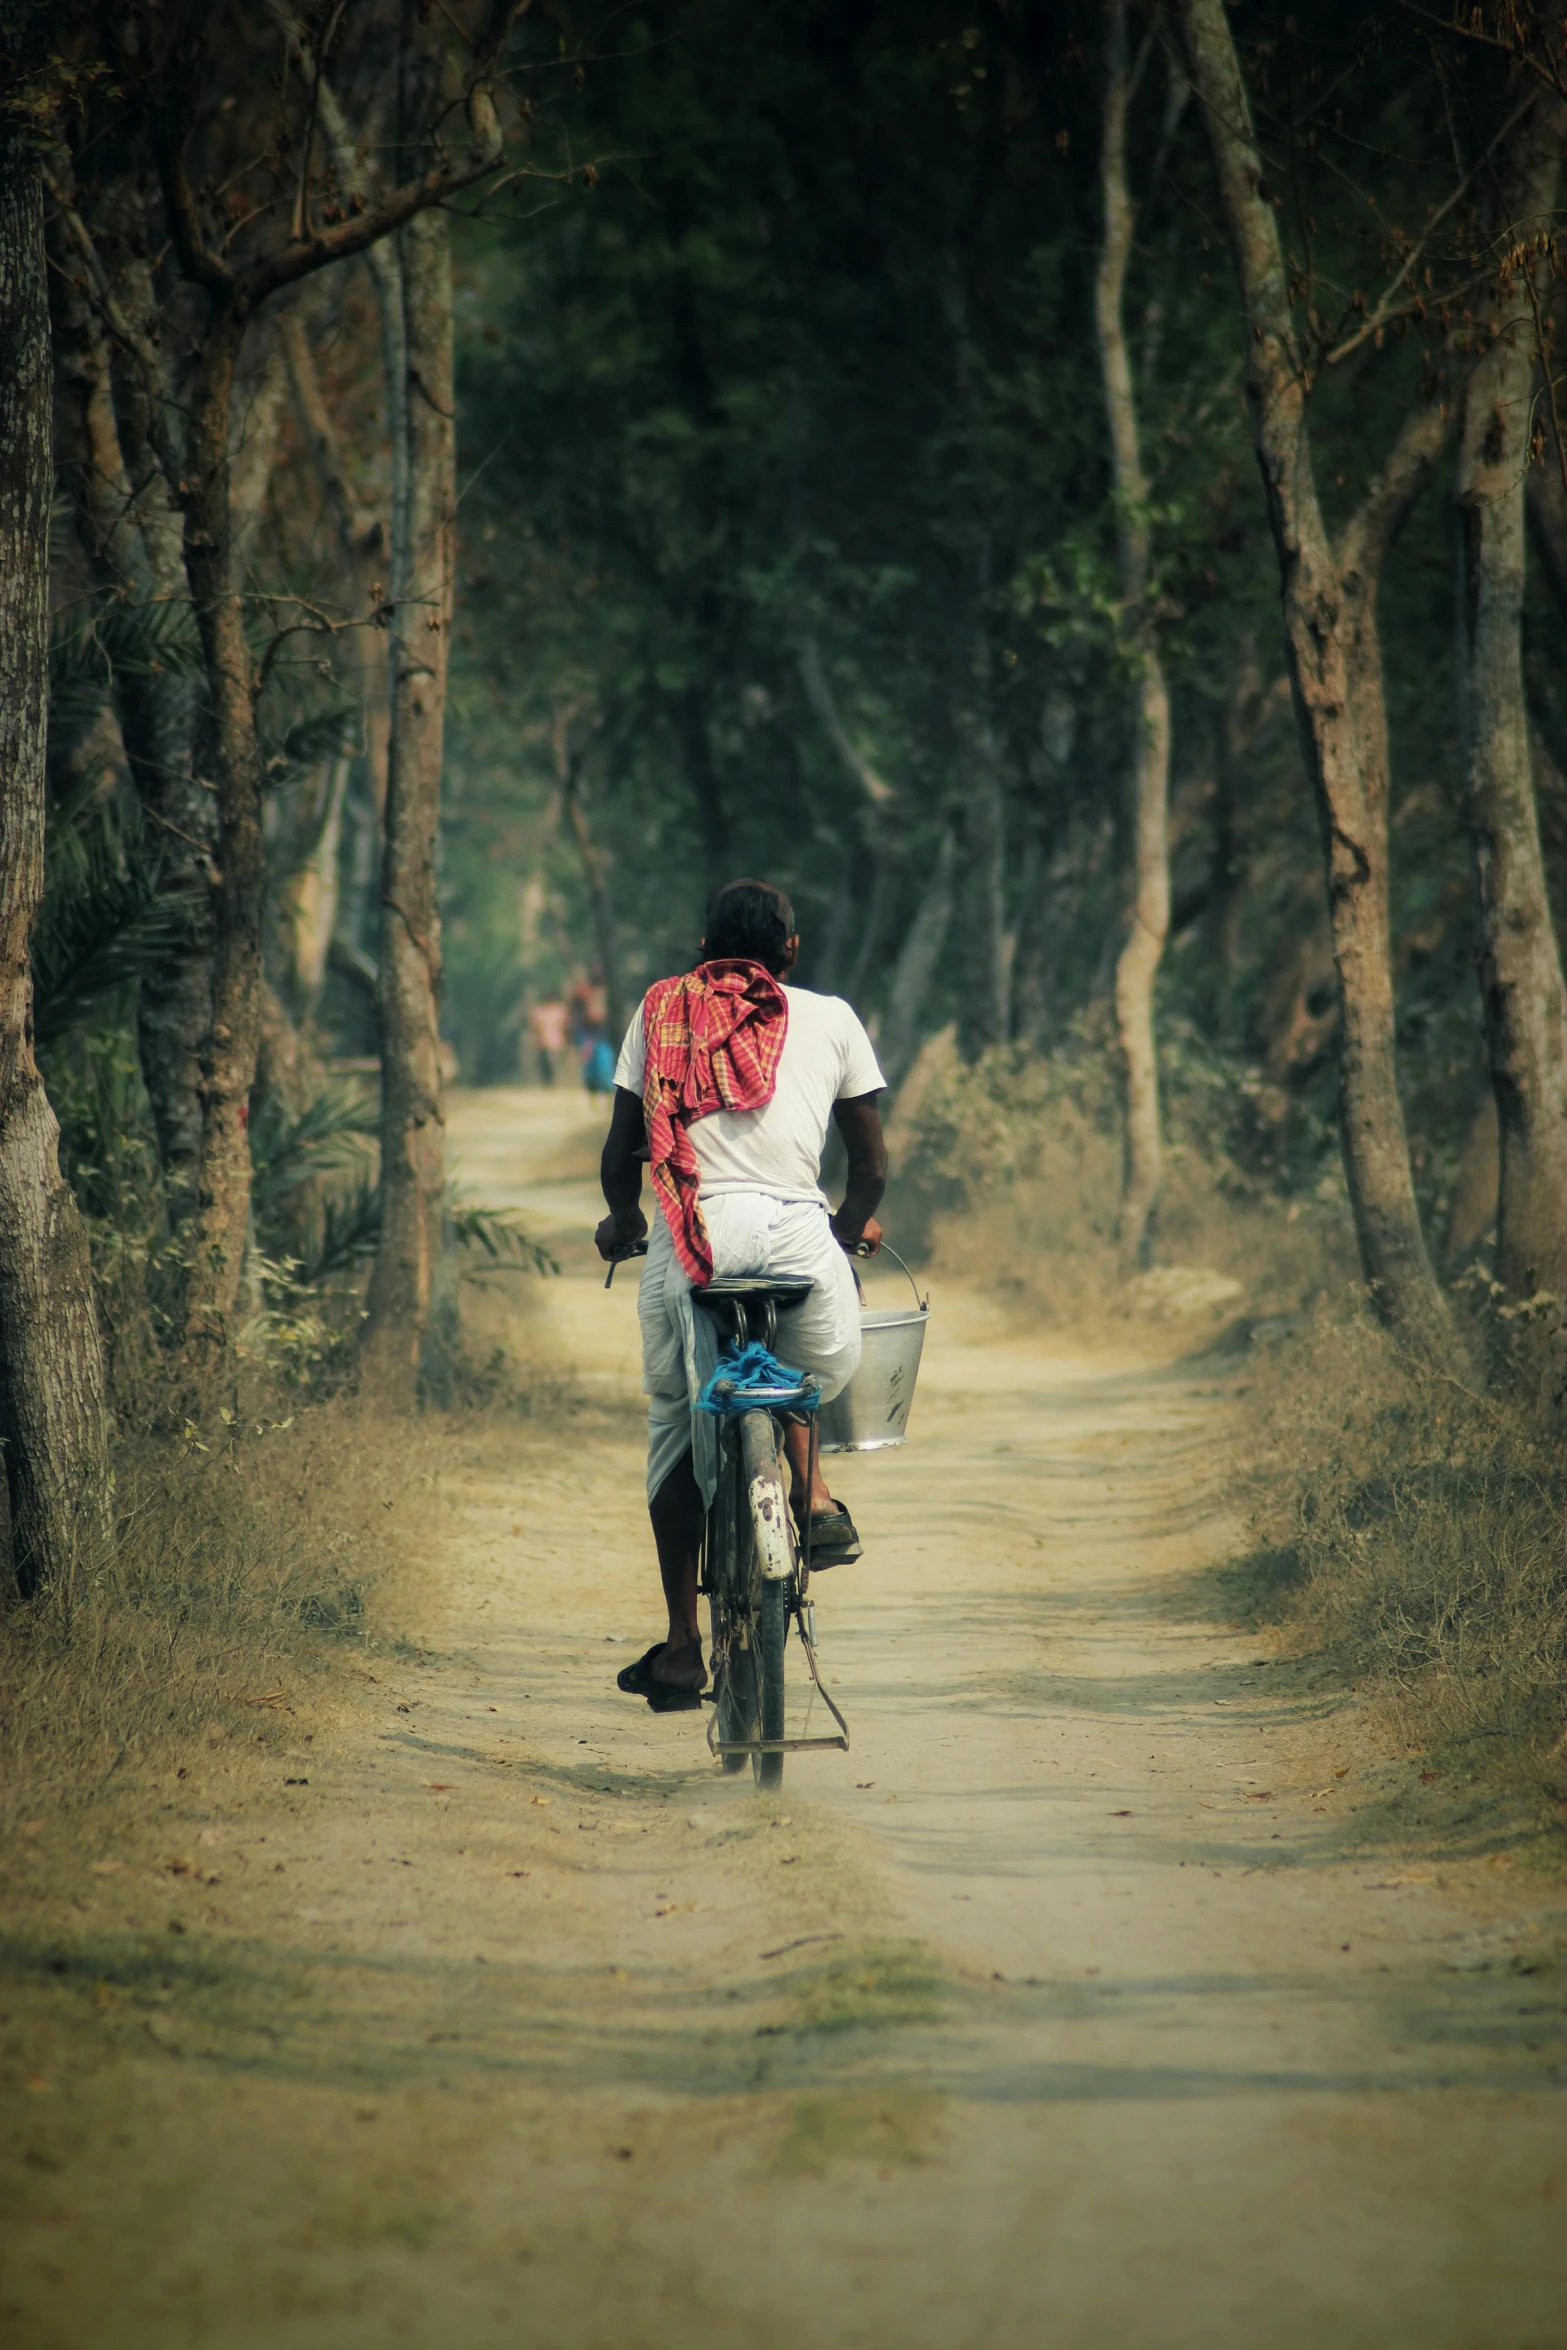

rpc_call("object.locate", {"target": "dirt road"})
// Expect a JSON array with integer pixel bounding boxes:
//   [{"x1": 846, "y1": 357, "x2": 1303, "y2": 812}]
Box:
[{"x1": 4, "y1": 1085, "x2": 1565, "y2": 2350}]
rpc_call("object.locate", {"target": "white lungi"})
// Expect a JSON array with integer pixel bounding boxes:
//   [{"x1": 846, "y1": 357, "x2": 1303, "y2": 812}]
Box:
[{"x1": 638, "y1": 1191, "x2": 862, "y2": 1507}]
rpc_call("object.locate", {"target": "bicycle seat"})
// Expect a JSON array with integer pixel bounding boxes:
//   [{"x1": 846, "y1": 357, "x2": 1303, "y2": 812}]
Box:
[{"x1": 698, "y1": 1275, "x2": 813, "y2": 1308}]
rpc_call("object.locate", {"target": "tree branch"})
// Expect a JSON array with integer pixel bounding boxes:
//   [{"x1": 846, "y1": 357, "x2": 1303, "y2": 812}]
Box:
[
  {"x1": 152, "y1": 108, "x2": 235, "y2": 300},
  {"x1": 1336, "y1": 385, "x2": 1455, "y2": 589},
  {"x1": 277, "y1": 305, "x2": 384, "y2": 559},
  {"x1": 1325, "y1": 89, "x2": 1542, "y2": 366},
  {"x1": 157, "y1": 0, "x2": 520, "y2": 321},
  {"x1": 240, "y1": 143, "x2": 503, "y2": 310},
  {"x1": 294, "y1": 0, "x2": 346, "y2": 241},
  {"x1": 261, "y1": 0, "x2": 516, "y2": 226},
  {"x1": 798, "y1": 638, "x2": 894, "y2": 808},
  {"x1": 42, "y1": 173, "x2": 187, "y2": 491},
  {"x1": 1398, "y1": 3, "x2": 1567, "y2": 105},
  {"x1": 1527, "y1": 453, "x2": 1567, "y2": 621}
]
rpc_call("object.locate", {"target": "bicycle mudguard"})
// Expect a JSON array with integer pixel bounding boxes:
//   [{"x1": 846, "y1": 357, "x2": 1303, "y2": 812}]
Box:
[{"x1": 739, "y1": 1409, "x2": 795, "y2": 1582}]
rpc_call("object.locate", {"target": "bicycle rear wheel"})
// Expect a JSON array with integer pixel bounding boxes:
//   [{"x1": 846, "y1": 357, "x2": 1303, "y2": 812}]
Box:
[
  {"x1": 753, "y1": 1577, "x2": 788, "y2": 1791},
  {"x1": 740, "y1": 1408, "x2": 795, "y2": 1792},
  {"x1": 707, "y1": 1413, "x2": 797, "y2": 1790},
  {"x1": 707, "y1": 1432, "x2": 758, "y2": 1773}
]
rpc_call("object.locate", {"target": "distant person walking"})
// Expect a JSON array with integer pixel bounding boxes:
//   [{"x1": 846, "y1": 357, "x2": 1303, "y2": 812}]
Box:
[
  {"x1": 582, "y1": 1033, "x2": 616, "y2": 1093},
  {"x1": 569, "y1": 969, "x2": 609, "y2": 1036},
  {"x1": 528, "y1": 998, "x2": 569, "y2": 1086}
]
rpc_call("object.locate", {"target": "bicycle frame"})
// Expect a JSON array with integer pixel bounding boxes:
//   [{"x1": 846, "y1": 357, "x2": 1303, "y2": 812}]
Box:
[{"x1": 700, "y1": 1356, "x2": 850, "y2": 1780}]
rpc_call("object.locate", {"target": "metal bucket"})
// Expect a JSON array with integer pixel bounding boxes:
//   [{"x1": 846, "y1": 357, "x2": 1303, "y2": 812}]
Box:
[{"x1": 817, "y1": 1250, "x2": 929, "y2": 1453}]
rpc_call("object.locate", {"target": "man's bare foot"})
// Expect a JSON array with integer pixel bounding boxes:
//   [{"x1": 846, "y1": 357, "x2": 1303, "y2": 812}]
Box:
[{"x1": 650, "y1": 1637, "x2": 706, "y2": 1691}]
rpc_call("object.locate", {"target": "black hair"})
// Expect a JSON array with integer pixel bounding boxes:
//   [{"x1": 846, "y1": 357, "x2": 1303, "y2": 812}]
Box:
[{"x1": 702, "y1": 878, "x2": 796, "y2": 975}]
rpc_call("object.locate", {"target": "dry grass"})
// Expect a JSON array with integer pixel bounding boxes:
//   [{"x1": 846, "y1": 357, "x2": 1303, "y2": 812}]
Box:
[
  {"x1": 1234, "y1": 1309, "x2": 1567, "y2": 1807},
  {"x1": 887, "y1": 1026, "x2": 1352, "y2": 1331},
  {"x1": 0, "y1": 1396, "x2": 443, "y2": 1818}
]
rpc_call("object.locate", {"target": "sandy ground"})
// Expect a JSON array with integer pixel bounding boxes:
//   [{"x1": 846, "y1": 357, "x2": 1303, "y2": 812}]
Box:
[{"x1": 3, "y1": 1083, "x2": 1566, "y2": 2350}]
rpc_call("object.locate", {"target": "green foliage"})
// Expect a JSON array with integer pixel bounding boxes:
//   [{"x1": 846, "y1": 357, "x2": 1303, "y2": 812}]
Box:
[
  {"x1": 48, "y1": 598, "x2": 202, "y2": 742},
  {"x1": 262, "y1": 704, "x2": 360, "y2": 794},
  {"x1": 249, "y1": 1083, "x2": 378, "y2": 1221},
  {"x1": 33, "y1": 787, "x2": 201, "y2": 1049},
  {"x1": 446, "y1": 1194, "x2": 559, "y2": 1277}
]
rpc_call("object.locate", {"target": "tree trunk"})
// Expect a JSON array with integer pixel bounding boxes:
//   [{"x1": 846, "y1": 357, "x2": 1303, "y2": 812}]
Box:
[
  {"x1": 1525, "y1": 427, "x2": 1567, "y2": 621},
  {"x1": 681, "y1": 684, "x2": 730, "y2": 887},
  {"x1": 362, "y1": 195, "x2": 453, "y2": 1393},
  {"x1": 1206, "y1": 646, "x2": 1265, "y2": 988},
  {"x1": 1097, "y1": 0, "x2": 1173, "y2": 1271},
  {"x1": 47, "y1": 206, "x2": 213, "y2": 1197},
  {"x1": 227, "y1": 322, "x2": 289, "y2": 559},
  {"x1": 844, "y1": 851, "x2": 892, "y2": 1017},
  {"x1": 878, "y1": 828, "x2": 956, "y2": 1092},
  {"x1": 278, "y1": 292, "x2": 391, "y2": 827},
  {"x1": 1455, "y1": 102, "x2": 1567, "y2": 1302},
  {"x1": 953, "y1": 707, "x2": 1007, "y2": 1063},
  {"x1": 798, "y1": 637, "x2": 894, "y2": 1013},
  {"x1": 276, "y1": 754, "x2": 350, "y2": 1014},
  {"x1": 1180, "y1": 0, "x2": 1453, "y2": 1354},
  {"x1": 178, "y1": 311, "x2": 273, "y2": 1368},
  {"x1": 1009, "y1": 691, "x2": 1077, "y2": 1045},
  {"x1": 559, "y1": 734, "x2": 628, "y2": 1049},
  {"x1": 1444, "y1": 1086, "x2": 1499, "y2": 1267},
  {"x1": 0, "y1": 139, "x2": 111, "y2": 1596}
]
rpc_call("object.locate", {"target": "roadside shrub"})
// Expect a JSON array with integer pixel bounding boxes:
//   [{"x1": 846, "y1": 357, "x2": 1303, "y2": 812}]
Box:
[
  {"x1": 0, "y1": 1402, "x2": 441, "y2": 1814},
  {"x1": 887, "y1": 1021, "x2": 1352, "y2": 1328},
  {"x1": 1238, "y1": 1308, "x2": 1567, "y2": 1800}
]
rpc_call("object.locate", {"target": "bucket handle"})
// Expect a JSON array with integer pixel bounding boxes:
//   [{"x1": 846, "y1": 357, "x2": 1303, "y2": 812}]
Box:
[{"x1": 850, "y1": 1237, "x2": 927, "y2": 1313}]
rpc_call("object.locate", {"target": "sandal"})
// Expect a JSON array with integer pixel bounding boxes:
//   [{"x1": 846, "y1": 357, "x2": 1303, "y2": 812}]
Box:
[
  {"x1": 615, "y1": 1641, "x2": 705, "y2": 1712},
  {"x1": 805, "y1": 1502, "x2": 862, "y2": 1566}
]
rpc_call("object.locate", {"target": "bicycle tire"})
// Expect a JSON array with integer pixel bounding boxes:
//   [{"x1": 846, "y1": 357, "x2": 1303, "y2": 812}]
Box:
[
  {"x1": 753, "y1": 1577, "x2": 788, "y2": 1791},
  {"x1": 740, "y1": 1408, "x2": 795, "y2": 1791},
  {"x1": 715, "y1": 1580, "x2": 755, "y2": 1774},
  {"x1": 707, "y1": 1430, "x2": 758, "y2": 1773}
]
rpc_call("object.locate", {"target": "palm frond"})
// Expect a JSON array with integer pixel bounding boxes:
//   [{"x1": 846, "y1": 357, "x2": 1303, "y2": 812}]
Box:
[
  {"x1": 294, "y1": 1175, "x2": 383, "y2": 1287},
  {"x1": 262, "y1": 704, "x2": 360, "y2": 788},
  {"x1": 249, "y1": 1082, "x2": 378, "y2": 1211},
  {"x1": 446, "y1": 1190, "x2": 558, "y2": 1275},
  {"x1": 32, "y1": 793, "x2": 203, "y2": 1047},
  {"x1": 49, "y1": 597, "x2": 203, "y2": 737}
]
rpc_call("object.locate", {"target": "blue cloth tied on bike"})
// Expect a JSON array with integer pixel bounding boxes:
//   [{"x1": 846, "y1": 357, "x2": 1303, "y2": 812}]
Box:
[
  {"x1": 637, "y1": 1196, "x2": 862, "y2": 1509},
  {"x1": 696, "y1": 1342, "x2": 821, "y2": 1417}
]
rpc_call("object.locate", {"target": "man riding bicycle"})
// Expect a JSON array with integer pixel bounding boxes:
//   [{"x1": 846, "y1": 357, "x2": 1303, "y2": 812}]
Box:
[{"x1": 595, "y1": 878, "x2": 889, "y2": 1701}]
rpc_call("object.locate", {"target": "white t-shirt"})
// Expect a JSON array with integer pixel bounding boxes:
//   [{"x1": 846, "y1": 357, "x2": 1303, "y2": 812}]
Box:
[{"x1": 614, "y1": 982, "x2": 885, "y2": 1204}]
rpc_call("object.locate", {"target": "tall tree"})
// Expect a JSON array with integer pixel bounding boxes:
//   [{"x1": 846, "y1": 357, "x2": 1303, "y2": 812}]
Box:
[
  {"x1": 362, "y1": 177, "x2": 456, "y2": 1390},
  {"x1": 877, "y1": 828, "x2": 957, "y2": 1090},
  {"x1": 56, "y1": 6, "x2": 510, "y2": 1373},
  {"x1": 1096, "y1": 1, "x2": 1172, "y2": 1271},
  {"x1": 0, "y1": 130, "x2": 111, "y2": 1596},
  {"x1": 953, "y1": 693, "x2": 1008, "y2": 1062},
  {"x1": 47, "y1": 181, "x2": 211, "y2": 1198},
  {"x1": 1454, "y1": 95, "x2": 1567, "y2": 1303},
  {"x1": 1179, "y1": 0, "x2": 1454, "y2": 1353}
]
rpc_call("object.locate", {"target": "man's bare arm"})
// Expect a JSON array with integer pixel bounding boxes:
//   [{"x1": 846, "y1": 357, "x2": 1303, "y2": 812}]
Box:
[
  {"x1": 829, "y1": 1092, "x2": 888, "y2": 1254},
  {"x1": 596, "y1": 1087, "x2": 649, "y2": 1260}
]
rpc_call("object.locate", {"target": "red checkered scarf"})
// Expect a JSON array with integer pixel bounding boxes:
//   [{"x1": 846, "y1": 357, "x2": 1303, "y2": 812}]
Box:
[{"x1": 640, "y1": 959, "x2": 789, "y2": 1288}]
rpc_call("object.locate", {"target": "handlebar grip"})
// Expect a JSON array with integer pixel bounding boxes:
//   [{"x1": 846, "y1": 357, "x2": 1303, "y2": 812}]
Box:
[{"x1": 603, "y1": 1239, "x2": 649, "y2": 1289}]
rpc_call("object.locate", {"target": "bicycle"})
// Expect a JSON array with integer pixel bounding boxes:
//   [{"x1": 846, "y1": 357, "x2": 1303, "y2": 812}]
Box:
[
  {"x1": 605, "y1": 1246, "x2": 850, "y2": 1790},
  {"x1": 696, "y1": 1275, "x2": 849, "y2": 1790}
]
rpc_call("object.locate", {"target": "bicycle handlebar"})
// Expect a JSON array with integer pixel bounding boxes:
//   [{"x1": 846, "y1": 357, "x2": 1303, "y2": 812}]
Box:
[{"x1": 603, "y1": 1239, "x2": 649, "y2": 1289}]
